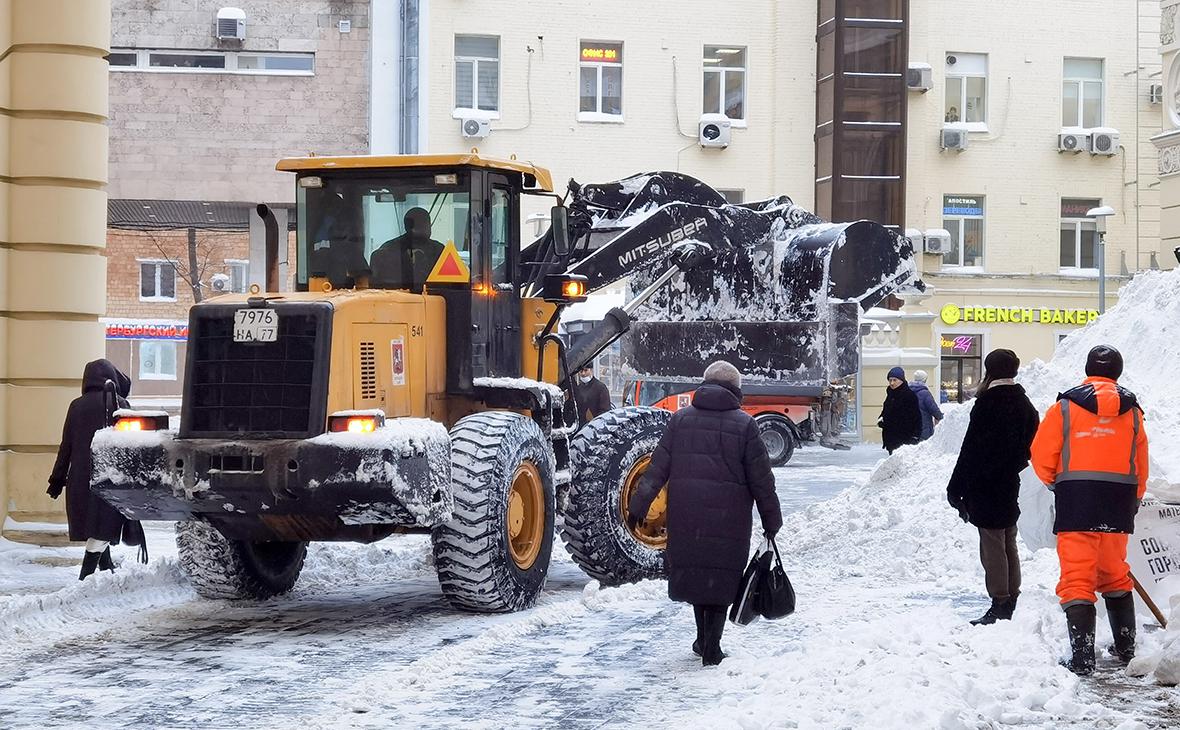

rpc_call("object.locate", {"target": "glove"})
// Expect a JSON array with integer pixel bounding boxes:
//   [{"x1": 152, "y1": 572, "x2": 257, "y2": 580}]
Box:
[{"x1": 47, "y1": 482, "x2": 64, "y2": 499}]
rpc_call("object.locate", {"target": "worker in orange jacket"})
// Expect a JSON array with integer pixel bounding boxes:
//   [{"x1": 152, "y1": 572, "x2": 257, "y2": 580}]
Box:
[{"x1": 1031, "y1": 345, "x2": 1148, "y2": 676}]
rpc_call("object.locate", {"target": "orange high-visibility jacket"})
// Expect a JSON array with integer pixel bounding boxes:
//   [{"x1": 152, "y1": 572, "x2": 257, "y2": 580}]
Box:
[{"x1": 1031, "y1": 377, "x2": 1148, "y2": 534}]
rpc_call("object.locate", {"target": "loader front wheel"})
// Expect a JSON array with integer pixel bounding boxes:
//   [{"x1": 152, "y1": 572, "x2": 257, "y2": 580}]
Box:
[
  {"x1": 176, "y1": 520, "x2": 306, "y2": 599},
  {"x1": 561, "y1": 406, "x2": 671, "y2": 586},
  {"x1": 432, "y1": 412, "x2": 556, "y2": 613}
]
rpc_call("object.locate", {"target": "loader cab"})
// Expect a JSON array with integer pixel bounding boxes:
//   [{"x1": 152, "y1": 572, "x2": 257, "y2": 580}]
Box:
[{"x1": 281, "y1": 154, "x2": 555, "y2": 391}]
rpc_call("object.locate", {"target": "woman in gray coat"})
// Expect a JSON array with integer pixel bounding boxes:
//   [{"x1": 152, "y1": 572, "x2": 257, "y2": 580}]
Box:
[{"x1": 628, "y1": 361, "x2": 783, "y2": 666}]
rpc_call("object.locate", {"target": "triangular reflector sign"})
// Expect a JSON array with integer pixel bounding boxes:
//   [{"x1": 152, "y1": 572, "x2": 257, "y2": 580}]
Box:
[{"x1": 427, "y1": 240, "x2": 470, "y2": 284}]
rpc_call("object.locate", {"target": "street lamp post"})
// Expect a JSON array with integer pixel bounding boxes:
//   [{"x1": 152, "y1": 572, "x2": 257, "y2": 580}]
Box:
[{"x1": 1086, "y1": 205, "x2": 1115, "y2": 315}]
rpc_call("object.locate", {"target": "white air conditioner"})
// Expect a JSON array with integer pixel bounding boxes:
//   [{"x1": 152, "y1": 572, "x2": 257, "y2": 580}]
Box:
[
  {"x1": 215, "y1": 7, "x2": 246, "y2": 40},
  {"x1": 923, "y1": 229, "x2": 952, "y2": 255},
  {"x1": 1058, "y1": 131, "x2": 1088, "y2": 153},
  {"x1": 907, "y1": 63, "x2": 932, "y2": 92},
  {"x1": 699, "y1": 114, "x2": 732, "y2": 148},
  {"x1": 940, "y1": 127, "x2": 968, "y2": 151},
  {"x1": 1090, "y1": 129, "x2": 1119, "y2": 156},
  {"x1": 1150, "y1": 83, "x2": 1164, "y2": 104},
  {"x1": 460, "y1": 117, "x2": 490, "y2": 139},
  {"x1": 210, "y1": 273, "x2": 231, "y2": 293},
  {"x1": 904, "y1": 227, "x2": 925, "y2": 252}
]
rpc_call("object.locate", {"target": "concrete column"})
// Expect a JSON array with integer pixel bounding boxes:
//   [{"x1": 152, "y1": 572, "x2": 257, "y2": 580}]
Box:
[{"x1": 0, "y1": 0, "x2": 110, "y2": 539}]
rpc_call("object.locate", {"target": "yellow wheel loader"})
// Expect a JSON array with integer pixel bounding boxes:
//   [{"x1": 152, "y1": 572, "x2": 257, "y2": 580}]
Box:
[{"x1": 91, "y1": 154, "x2": 918, "y2": 612}]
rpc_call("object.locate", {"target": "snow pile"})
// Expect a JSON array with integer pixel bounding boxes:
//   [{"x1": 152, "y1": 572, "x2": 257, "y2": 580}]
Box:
[{"x1": 472, "y1": 376, "x2": 564, "y2": 401}]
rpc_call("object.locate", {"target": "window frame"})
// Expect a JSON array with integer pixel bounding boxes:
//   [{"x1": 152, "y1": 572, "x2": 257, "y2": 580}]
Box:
[
  {"x1": 1062, "y1": 57, "x2": 1104, "y2": 130},
  {"x1": 453, "y1": 35, "x2": 501, "y2": 119},
  {"x1": 225, "y1": 259, "x2": 249, "y2": 294},
  {"x1": 703, "y1": 45, "x2": 748, "y2": 125},
  {"x1": 138, "y1": 259, "x2": 178, "y2": 302},
  {"x1": 1059, "y1": 198, "x2": 1102, "y2": 272},
  {"x1": 944, "y1": 52, "x2": 988, "y2": 132},
  {"x1": 577, "y1": 40, "x2": 625, "y2": 123},
  {"x1": 137, "y1": 340, "x2": 178, "y2": 381},
  {"x1": 941, "y1": 194, "x2": 986, "y2": 269},
  {"x1": 108, "y1": 48, "x2": 315, "y2": 76}
]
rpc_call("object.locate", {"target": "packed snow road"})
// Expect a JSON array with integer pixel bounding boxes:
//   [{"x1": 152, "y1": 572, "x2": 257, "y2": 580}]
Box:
[{"x1": 0, "y1": 444, "x2": 1176, "y2": 729}]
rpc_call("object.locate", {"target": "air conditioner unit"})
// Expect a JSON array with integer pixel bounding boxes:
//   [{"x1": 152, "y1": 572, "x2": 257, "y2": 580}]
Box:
[
  {"x1": 210, "y1": 273, "x2": 231, "y2": 293},
  {"x1": 1090, "y1": 129, "x2": 1119, "y2": 156},
  {"x1": 1058, "y1": 131, "x2": 1088, "y2": 153},
  {"x1": 1150, "y1": 83, "x2": 1164, "y2": 104},
  {"x1": 907, "y1": 63, "x2": 932, "y2": 92},
  {"x1": 922, "y1": 229, "x2": 952, "y2": 255},
  {"x1": 460, "y1": 117, "x2": 490, "y2": 139},
  {"x1": 940, "y1": 127, "x2": 968, "y2": 151},
  {"x1": 904, "y1": 227, "x2": 925, "y2": 252},
  {"x1": 215, "y1": 7, "x2": 246, "y2": 40},
  {"x1": 699, "y1": 114, "x2": 732, "y2": 148}
]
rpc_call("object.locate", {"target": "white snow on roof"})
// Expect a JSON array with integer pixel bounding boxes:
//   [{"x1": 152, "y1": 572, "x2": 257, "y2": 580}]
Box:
[{"x1": 560, "y1": 291, "x2": 626, "y2": 324}]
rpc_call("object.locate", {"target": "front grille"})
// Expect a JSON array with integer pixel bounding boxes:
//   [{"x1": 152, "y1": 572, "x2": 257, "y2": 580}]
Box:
[
  {"x1": 182, "y1": 303, "x2": 332, "y2": 438},
  {"x1": 359, "y1": 342, "x2": 377, "y2": 400}
]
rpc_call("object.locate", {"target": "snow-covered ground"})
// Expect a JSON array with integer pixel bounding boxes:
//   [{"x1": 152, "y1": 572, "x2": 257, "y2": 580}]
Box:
[{"x1": 0, "y1": 443, "x2": 1176, "y2": 729}]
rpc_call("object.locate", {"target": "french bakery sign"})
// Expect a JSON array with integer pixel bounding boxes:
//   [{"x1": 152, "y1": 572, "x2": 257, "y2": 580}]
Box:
[{"x1": 939, "y1": 304, "x2": 1099, "y2": 327}]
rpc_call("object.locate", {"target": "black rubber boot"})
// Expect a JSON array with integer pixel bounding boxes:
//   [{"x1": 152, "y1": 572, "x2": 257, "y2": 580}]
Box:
[
  {"x1": 78, "y1": 550, "x2": 102, "y2": 580},
  {"x1": 997, "y1": 595, "x2": 1018, "y2": 621},
  {"x1": 1104, "y1": 593, "x2": 1136, "y2": 663},
  {"x1": 1061, "y1": 603, "x2": 1096, "y2": 676},
  {"x1": 98, "y1": 547, "x2": 115, "y2": 573},
  {"x1": 701, "y1": 606, "x2": 728, "y2": 667},
  {"x1": 692, "y1": 605, "x2": 704, "y2": 657},
  {"x1": 971, "y1": 599, "x2": 1002, "y2": 626}
]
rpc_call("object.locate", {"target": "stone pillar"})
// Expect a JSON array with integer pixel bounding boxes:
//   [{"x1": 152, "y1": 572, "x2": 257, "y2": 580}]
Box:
[
  {"x1": 0, "y1": 0, "x2": 110, "y2": 541},
  {"x1": 1156, "y1": 1, "x2": 1180, "y2": 262}
]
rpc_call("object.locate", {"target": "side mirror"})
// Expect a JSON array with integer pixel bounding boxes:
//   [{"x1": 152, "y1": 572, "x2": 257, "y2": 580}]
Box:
[{"x1": 551, "y1": 205, "x2": 571, "y2": 257}]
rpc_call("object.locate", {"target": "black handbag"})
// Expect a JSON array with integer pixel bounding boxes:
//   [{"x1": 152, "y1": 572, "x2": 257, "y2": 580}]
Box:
[
  {"x1": 121, "y1": 519, "x2": 149, "y2": 564},
  {"x1": 757, "y1": 538, "x2": 796, "y2": 620},
  {"x1": 730, "y1": 541, "x2": 773, "y2": 625}
]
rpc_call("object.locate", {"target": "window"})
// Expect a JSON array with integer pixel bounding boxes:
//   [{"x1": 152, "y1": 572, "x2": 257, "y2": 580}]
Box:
[
  {"x1": 138, "y1": 340, "x2": 177, "y2": 380},
  {"x1": 944, "y1": 52, "x2": 986, "y2": 129},
  {"x1": 718, "y1": 189, "x2": 745, "y2": 204},
  {"x1": 490, "y1": 187, "x2": 510, "y2": 278},
  {"x1": 108, "y1": 49, "x2": 314, "y2": 75},
  {"x1": 941, "y1": 195, "x2": 985, "y2": 267},
  {"x1": 226, "y1": 260, "x2": 249, "y2": 293},
  {"x1": 140, "y1": 260, "x2": 177, "y2": 301},
  {"x1": 579, "y1": 41, "x2": 623, "y2": 120},
  {"x1": 1060, "y1": 198, "x2": 1101, "y2": 270},
  {"x1": 455, "y1": 35, "x2": 499, "y2": 114},
  {"x1": 940, "y1": 334, "x2": 983, "y2": 403},
  {"x1": 1063, "y1": 58, "x2": 1103, "y2": 128},
  {"x1": 703, "y1": 45, "x2": 746, "y2": 121}
]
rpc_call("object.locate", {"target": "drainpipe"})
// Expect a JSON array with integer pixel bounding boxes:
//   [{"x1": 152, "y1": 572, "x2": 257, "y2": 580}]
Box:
[{"x1": 400, "y1": 0, "x2": 420, "y2": 154}]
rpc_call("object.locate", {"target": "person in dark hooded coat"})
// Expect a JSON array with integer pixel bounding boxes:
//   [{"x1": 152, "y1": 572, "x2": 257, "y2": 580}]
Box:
[
  {"x1": 48, "y1": 359, "x2": 131, "y2": 579},
  {"x1": 628, "y1": 360, "x2": 783, "y2": 666},
  {"x1": 878, "y1": 366, "x2": 921, "y2": 454},
  {"x1": 946, "y1": 349, "x2": 1040, "y2": 625}
]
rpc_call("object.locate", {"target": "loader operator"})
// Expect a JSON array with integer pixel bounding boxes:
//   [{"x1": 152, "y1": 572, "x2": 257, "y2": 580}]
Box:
[
  {"x1": 370, "y1": 207, "x2": 445, "y2": 292},
  {"x1": 1030, "y1": 345, "x2": 1149, "y2": 676}
]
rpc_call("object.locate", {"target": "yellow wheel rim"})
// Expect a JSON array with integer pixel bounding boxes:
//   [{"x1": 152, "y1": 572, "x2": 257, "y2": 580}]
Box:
[
  {"x1": 620, "y1": 455, "x2": 668, "y2": 549},
  {"x1": 507, "y1": 461, "x2": 545, "y2": 570}
]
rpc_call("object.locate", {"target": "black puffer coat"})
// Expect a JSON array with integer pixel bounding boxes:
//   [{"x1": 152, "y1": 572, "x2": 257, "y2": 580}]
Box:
[
  {"x1": 48, "y1": 359, "x2": 130, "y2": 542},
  {"x1": 947, "y1": 383, "x2": 1041, "y2": 529},
  {"x1": 628, "y1": 383, "x2": 783, "y2": 606},
  {"x1": 880, "y1": 382, "x2": 922, "y2": 453}
]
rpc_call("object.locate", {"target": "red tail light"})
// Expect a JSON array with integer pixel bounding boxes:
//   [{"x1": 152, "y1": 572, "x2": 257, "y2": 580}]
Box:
[
  {"x1": 113, "y1": 414, "x2": 169, "y2": 431},
  {"x1": 328, "y1": 413, "x2": 386, "y2": 433}
]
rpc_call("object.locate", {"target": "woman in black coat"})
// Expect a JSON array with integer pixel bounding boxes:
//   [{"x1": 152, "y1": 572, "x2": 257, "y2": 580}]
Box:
[
  {"x1": 628, "y1": 361, "x2": 783, "y2": 666},
  {"x1": 879, "y1": 366, "x2": 922, "y2": 454},
  {"x1": 48, "y1": 359, "x2": 131, "y2": 579},
  {"x1": 946, "y1": 349, "x2": 1040, "y2": 625}
]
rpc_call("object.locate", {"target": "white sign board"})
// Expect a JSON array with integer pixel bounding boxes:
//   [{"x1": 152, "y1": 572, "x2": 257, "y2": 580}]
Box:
[{"x1": 1128, "y1": 498, "x2": 1180, "y2": 621}]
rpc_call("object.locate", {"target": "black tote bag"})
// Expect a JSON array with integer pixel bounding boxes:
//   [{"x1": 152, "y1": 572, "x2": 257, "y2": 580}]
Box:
[
  {"x1": 757, "y1": 538, "x2": 795, "y2": 620},
  {"x1": 729, "y1": 541, "x2": 773, "y2": 625}
]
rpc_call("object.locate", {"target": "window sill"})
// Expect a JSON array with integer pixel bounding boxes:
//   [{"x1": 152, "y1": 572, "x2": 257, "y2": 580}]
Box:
[
  {"x1": 577, "y1": 112, "x2": 625, "y2": 124},
  {"x1": 939, "y1": 265, "x2": 986, "y2": 274},
  {"x1": 1057, "y1": 268, "x2": 1100, "y2": 277},
  {"x1": 452, "y1": 108, "x2": 501, "y2": 121},
  {"x1": 110, "y1": 68, "x2": 314, "y2": 77},
  {"x1": 139, "y1": 297, "x2": 178, "y2": 303},
  {"x1": 139, "y1": 374, "x2": 178, "y2": 381},
  {"x1": 728, "y1": 119, "x2": 748, "y2": 129},
  {"x1": 943, "y1": 122, "x2": 988, "y2": 134}
]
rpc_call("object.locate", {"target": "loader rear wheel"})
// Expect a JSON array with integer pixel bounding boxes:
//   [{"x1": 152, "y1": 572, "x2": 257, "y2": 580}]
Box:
[
  {"x1": 176, "y1": 520, "x2": 306, "y2": 600},
  {"x1": 432, "y1": 412, "x2": 556, "y2": 613},
  {"x1": 756, "y1": 414, "x2": 796, "y2": 467},
  {"x1": 561, "y1": 406, "x2": 671, "y2": 586}
]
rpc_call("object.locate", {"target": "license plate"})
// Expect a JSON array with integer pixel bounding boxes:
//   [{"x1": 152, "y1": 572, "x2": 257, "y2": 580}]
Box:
[{"x1": 233, "y1": 309, "x2": 278, "y2": 342}]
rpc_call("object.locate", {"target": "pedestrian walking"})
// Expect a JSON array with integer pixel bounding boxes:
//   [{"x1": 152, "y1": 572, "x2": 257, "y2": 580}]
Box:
[
  {"x1": 567, "y1": 364, "x2": 613, "y2": 426},
  {"x1": 878, "y1": 366, "x2": 921, "y2": 454},
  {"x1": 627, "y1": 361, "x2": 783, "y2": 666},
  {"x1": 945, "y1": 349, "x2": 1040, "y2": 625},
  {"x1": 910, "y1": 370, "x2": 944, "y2": 441},
  {"x1": 1030, "y1": 345, "x2": 1148, "y2": 675},
  {"x1": 47, "y1": 359, "x2": 132, "y2": 580}
]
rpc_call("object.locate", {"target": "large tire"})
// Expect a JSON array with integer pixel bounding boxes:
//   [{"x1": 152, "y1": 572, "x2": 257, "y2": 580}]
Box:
[
  {"x1": 176, "y1": 520, "x2": 307, "y2": 599},
  {"x1": 561, "y1": 406, "x2": 671, "y2": 586},
  {"x1": 756, "y1": 414, "x2": 797, "y2": 467},
  {"x1": 432, "y1": 412, "x2": 556, "y2": 613}
]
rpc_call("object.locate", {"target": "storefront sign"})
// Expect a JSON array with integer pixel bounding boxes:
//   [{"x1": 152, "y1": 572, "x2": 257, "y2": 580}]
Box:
[
  {"x1": 939, "y1": 304, "x2": 1099, "y2": 327},
  {"x1": 940, "y1": 335, "x2": 979, "y2": 355},
  {"x1": 105, "y1": 323, "x2": 189, "y2": 340},
  {"x1": 580, "y1": 43, "x2": 622, "y2": 63},
  {"x1": 1127, "y1": 498, "x2": 1180, "y2": 624},
  {"x1": 943, "y1": 196, "x2": 983, "y2": 216}
]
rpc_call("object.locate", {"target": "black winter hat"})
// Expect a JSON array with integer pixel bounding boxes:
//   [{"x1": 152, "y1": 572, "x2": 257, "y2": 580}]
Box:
[
  {"x1": 1085, "y1": 345, "x2": 1123, "y2": 380},
  {"x1": 983, "y1": 349, "x2": 1020, "y2": 380}
]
